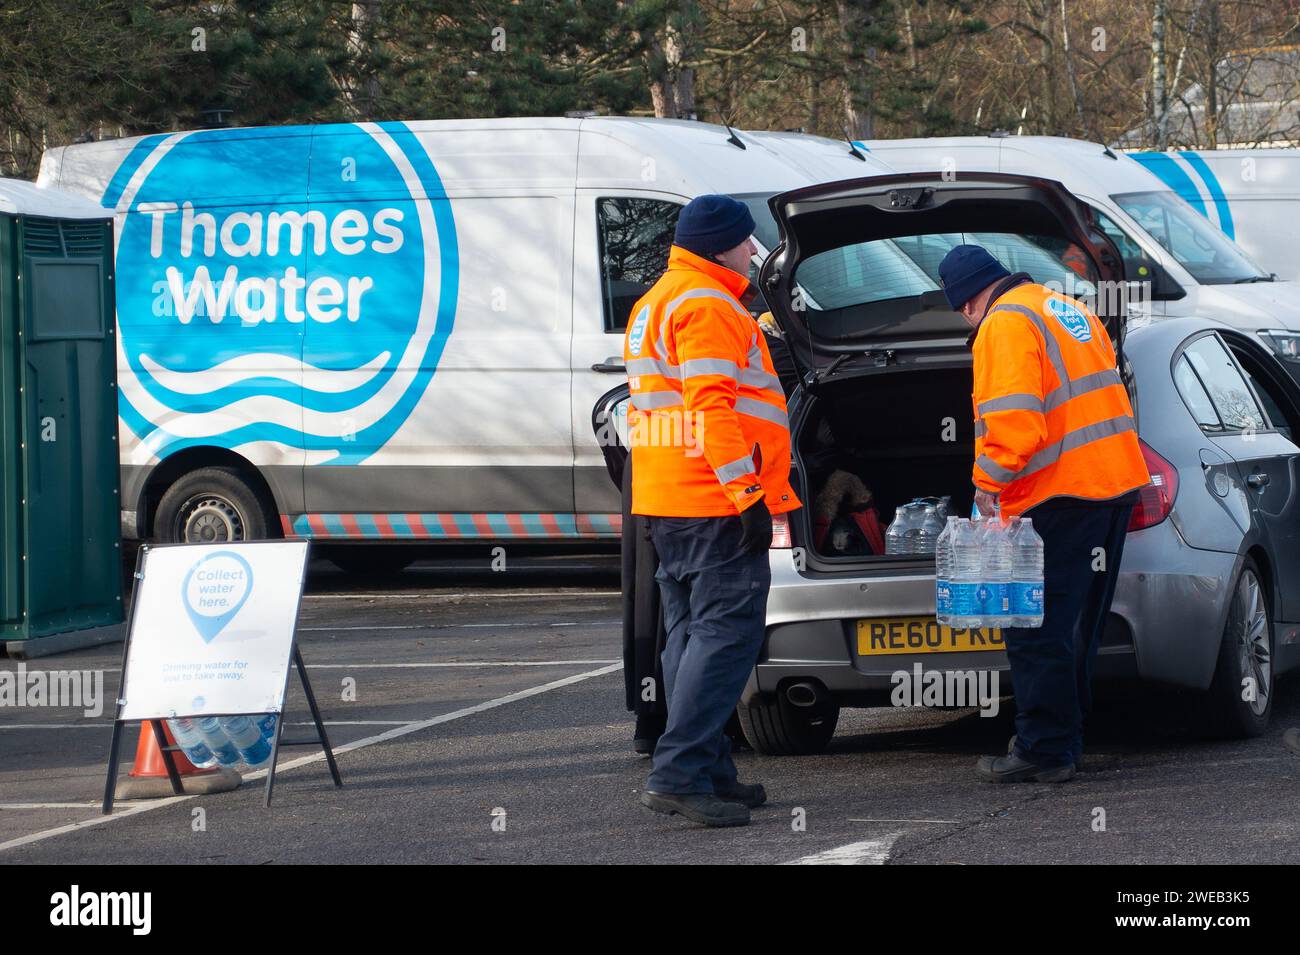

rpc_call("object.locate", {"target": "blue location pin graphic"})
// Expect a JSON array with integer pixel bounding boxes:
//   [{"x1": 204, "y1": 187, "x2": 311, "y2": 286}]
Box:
[{"x1": 182, "y1": 551, "x2": 254, "y2": 643}]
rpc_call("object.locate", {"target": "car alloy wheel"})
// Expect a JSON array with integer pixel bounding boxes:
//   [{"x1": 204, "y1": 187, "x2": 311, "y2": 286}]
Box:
[{"x1": 1230, "y1": 567, "x2": 1271, "y2": 718}]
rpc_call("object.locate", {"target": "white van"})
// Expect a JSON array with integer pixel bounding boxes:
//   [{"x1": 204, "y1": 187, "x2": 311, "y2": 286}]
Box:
[
  {"x1": 864, "y1": 135, "x2": 1300, "y2": 374},
  {"x1": 36, "y1": 117, "x2": 887, "y2": 561},
  {"x1": 1130, "y1": 147, "x2": 1300, "y2": 283}
]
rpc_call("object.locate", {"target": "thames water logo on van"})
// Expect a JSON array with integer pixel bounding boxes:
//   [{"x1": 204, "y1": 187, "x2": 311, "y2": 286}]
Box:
[
  {"x1": 104, "y1": 122, "x2": 459, "y2": 464},
  {"x1": 1045, "y1": 297, "x2": 1092, "y2": 343}
]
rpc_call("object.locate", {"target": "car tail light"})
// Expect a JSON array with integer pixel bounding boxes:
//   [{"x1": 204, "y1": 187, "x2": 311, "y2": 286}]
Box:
[
  {"x1": 1128, "y1": 439, "x2": 1178, "y2": 531},
  {"x1": 771, "y1": 513, "x2": 793, "y2": 548}
]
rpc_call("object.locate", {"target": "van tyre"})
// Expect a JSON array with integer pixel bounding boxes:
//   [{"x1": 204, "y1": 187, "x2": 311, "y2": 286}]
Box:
[
  {"x1": 1206, "y1": 558, "x2": 1273, "y2": 738},
  {"x1": 156, "y1": 467, "x2": 276, "y2": 544},
  {"x1": 737, "y1": 693, "x2": 839, "y2": 756}
]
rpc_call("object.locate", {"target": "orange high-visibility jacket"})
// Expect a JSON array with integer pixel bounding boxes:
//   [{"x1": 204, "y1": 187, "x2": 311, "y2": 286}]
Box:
[
  {"x1": 624, "y1": 246, "x2": 800, "y2": 518},
  {"x1": 972, "y1": 282, "x2": 1149, "y2": 515}
]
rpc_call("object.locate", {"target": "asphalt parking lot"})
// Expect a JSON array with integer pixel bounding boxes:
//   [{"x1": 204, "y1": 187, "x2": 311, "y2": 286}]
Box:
[{"x1": 2, "y1": 550, "x2": 1299, "y2": 865}]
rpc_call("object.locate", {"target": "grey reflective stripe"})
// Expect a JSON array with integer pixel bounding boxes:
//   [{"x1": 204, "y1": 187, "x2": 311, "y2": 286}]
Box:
[
  {"x1": 680, "y1": 357, "x2": 741, "y2": 380},
  {"x1": 976, "y1": 453, "x2": 1019, "y2": 484},
  {"x1": 715, "y1": 454, "x2": 757, "y2": 485},
  {"x1": 1019, "y1": 415, "x2": 1135, "y2": 479},
  {"x1": 626, "y1": 356, "x2": 679, "y2": 379},
  {"x1": 735, "y1": 397, "x2": 790, "y2": 428},
  {"x1": 974, "y1": 419, "x2": 987, "y2": 438},
  {"x1": 656, "y1": 287, "x2": 752, "y2": 361},
  {"x1": 740, "y1": 341, "x2": 783, "y2": 392},
  {"x1": 631, "y1": 390, "x2": 684, "y2": 410},
  {"x1": 977, "y1": 415, "x2": 1135, "y2": 485},
  {"x1": 987, "y1": 304, "x2": 1124, "y2": 416},
  {"x1": 978, "y1": 392, "x2": 1044, "y2": 415},
  {"x1": 987, "y1": 304, "x2": 1069, "y2": 391},
  {"x1": 1044, "y1": 368, "x2": 1122, "y2": 412}
]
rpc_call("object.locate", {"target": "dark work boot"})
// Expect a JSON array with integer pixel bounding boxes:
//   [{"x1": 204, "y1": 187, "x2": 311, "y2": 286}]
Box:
[
  {"x1": 639, "y1": 790, "x2": 751, "y2": 827},
  {"x1": 715, "y1": 780, "x2": 767, "y2": 808},
  {"x1": 976, "y1": 752, "x2": 1075, "y2": 783}
]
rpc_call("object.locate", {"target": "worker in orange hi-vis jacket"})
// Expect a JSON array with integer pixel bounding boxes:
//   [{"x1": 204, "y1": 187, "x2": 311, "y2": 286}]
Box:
[
  {"x1": 939, "y1": 244, "x2": 1149, "y2": 785},
  {"x1": 624, "y1": 195, "x2": 800, "y2": 828}
]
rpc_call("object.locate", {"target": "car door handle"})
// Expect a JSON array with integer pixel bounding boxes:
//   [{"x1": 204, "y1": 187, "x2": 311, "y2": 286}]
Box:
[
  {"x1": 591, "y1": 357, "x2": 626, "y2": 374},
  {"x1": 1247, "y1": 472, "x2": 1270, "y2": 489}
]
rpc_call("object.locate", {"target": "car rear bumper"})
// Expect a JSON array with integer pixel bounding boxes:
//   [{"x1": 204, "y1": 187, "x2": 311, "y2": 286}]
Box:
[
  {"x1": 1107, "y1": 518, "x2": 1237, "y2": 690},
  {"x1": 753, "y1": 519, "x2": 1233, "y2": 704}
]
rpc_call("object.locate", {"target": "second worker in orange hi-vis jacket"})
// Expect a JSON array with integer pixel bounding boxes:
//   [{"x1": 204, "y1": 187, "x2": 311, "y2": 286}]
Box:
[
  {"x1": 624, "y1": 195, "x2": 801, "y2": 830},
  {"x1": 938, "y1": 244, "x2": 1149, "y2": 787}
]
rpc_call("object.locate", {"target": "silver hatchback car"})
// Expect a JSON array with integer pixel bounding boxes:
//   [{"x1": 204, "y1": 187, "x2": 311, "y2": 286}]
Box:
[{"x1": 596, "y1": 171, "x2": 1300, "y2": 755}]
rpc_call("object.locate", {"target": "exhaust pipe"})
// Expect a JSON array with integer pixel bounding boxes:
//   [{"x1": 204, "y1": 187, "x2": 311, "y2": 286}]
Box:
[{"x1": 785, "y1": 680, "x2": 825, "y2": 708}]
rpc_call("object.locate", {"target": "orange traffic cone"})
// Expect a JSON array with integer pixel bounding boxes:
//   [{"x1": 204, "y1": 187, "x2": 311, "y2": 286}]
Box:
[{"x1": 114, "y1": 721, "x2": 242, "y2": 799}]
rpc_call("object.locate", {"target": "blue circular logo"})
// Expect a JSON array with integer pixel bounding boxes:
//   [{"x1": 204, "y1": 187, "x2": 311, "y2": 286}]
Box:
[
  {"x1": 1045, "y1": 296, "x2": 1092, "y2": 343},
  {"x1": 106, "y1": 122, "x2": 459, "y2": 464}
]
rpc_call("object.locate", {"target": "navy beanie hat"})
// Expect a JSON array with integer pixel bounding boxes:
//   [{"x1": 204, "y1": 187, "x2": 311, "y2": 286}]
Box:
[
  {"x1": 938, "y1": 244, "x2": 1011, "y2": 310},
  {"x1": 674, "y1": 195, "x2": 756, "y2": 258}
]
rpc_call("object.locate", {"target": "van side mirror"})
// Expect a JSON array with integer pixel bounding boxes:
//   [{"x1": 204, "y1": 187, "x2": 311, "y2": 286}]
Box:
[{"x1": 1127, "y1": 256, "x2": 1185, "y2": 302}]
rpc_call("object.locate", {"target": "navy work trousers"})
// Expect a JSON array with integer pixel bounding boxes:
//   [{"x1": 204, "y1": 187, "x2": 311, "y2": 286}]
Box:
[
  {"x1": 1003, "y1": 496, "x2": 1135, "y2": 768},
  {"x1": 645, "y1": 514, "x2": 771, "y2": 795}
]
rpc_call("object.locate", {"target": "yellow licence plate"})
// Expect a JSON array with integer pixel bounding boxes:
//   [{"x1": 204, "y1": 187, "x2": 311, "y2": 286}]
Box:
[{"x1": 856, "y1": 616, "x2": 1004, "y2": 655}]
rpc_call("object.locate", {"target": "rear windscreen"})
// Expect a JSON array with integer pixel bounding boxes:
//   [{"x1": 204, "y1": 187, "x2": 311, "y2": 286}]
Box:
[{"x1": 794, "y1": 231, "x2": 1097, "y2": 311}]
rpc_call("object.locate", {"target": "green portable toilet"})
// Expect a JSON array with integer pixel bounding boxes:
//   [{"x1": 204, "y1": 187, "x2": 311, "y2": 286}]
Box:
[{"x1": 0, "y1": 179, "x2": 122, "y2": 659}]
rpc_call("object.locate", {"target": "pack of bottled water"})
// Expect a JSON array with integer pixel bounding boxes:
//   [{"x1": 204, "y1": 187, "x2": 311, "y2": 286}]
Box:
[
  {"x1": 167, "y1": 713, "x2": 280, "y2": 769},
  {"x1": 935, "y1": 513, "x2": 1043, "y2": 629},
  {"x1": 885, "y1": 496, "x2": 950, "y2": 555}
]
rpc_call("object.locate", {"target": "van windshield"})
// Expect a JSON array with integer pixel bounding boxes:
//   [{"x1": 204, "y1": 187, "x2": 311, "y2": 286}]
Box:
[{"x1": 1111, "y1": 190, "x2": 1270, "y2": 284}]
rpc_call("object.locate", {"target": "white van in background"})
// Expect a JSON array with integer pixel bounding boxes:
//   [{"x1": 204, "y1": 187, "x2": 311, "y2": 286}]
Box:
[
  {"x1": 37, "y1": 117, "x2": 888, "y2": 561},
  {"x1": 865, "y1": 135, "x2": 1300, "y2": 374},
  {"x1": 1130, "y1": 147, "x2": 1300, "y2": 283}
]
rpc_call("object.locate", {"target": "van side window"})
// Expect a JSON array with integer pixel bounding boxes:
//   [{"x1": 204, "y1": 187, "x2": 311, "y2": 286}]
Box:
[
  {"x1": 1182, "y1": 335, "x2": 1266, "y2": 432},
  {"x1": 597, "y1": 197, "x2": 681, "y2": 333}
]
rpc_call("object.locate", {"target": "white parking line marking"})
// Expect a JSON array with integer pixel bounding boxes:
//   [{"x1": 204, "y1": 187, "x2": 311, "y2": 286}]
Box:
[
  {"x1": 0, "y1": 659, "x2": 619, "y2": 679},
  {"x1": 299, "y1": 621, "x2": 618, "y2": 631},
  {"x1": 785, "y1": 835, "x2": 902, "y2": 865},
  {"x1": 848, "y1": 818, "x2": 961, "y2": 824},
  {"x1": 306, "y1": 660, "x2": 619, "y2": 668},
  {"x1": 304, "y1": 591, "x2": 619, "y2": 601},
  {"x1": 0, "y1": 662, "x2": 622, "y2": 854},
  {"x1": 0, "y1": 803, "x2": 150, "y2": 810}
]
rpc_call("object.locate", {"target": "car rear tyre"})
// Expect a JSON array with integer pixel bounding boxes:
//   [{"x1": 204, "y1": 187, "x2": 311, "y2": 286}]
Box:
[
  {"x1": 737, "y1": 693, "x2": 839, "y2": 756},
  {"x1": 1206, "y1": 558, "x2": 1273, "y2": 738},
  {"x1": 155, "y1": 467, "x2": 276, "y2": 544}
]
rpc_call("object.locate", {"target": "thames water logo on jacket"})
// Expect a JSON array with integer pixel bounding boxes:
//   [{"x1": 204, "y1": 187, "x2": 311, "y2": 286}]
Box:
[
  {"x1": 102, "y1": 122, "x2": 459, "y2": 464},
  {"x1": 627, "y1": 304, "x2": 651, "y2": 355},
  {"x1": 1045, "y1": 297, "x2": 1092, "y2": 343}
]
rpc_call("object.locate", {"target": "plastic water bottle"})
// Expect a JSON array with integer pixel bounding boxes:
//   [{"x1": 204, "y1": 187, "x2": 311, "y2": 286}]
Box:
[
  {"x1": 220, "y1": 716, "x2": 273, "y2": 767},
  {"x1": 916, "y1": 504, "x2": 944, "y2": 555},
  {"x1": 195, "y1": 716, "x2": 241, "y2": 766},
  {"x1": 257, "y1": 714, "x2": 279, "y2": 743},
  {"x1": 950, "y1": 519, "x2": 983, "y2": 628},
  {"x1": 1010, "y1": 517, "x2": 1045, "y2": 627},
  {"x1": 980, "y1": 518, "x2": 1013, "y2": 629},
  {"x1": 885, "y1": 505, "x2": 912, "y2": 555},
  {"x1": 168, "y1": 717, "x2": 217, "y2": 769},
  {"x1": 934, "y1": 517, "x2": 956, "y2": 625}
]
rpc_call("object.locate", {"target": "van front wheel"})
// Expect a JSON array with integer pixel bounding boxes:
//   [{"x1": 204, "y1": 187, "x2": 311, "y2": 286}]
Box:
[
  {"x1": 155, "y1": 467, "x2": 275, "y2": 544},
  {"x1": 737, "y1": 693, "x2": 839, "y2": 756}
]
